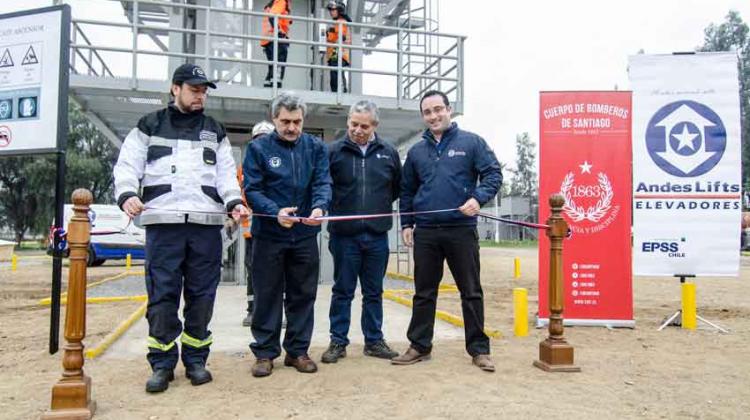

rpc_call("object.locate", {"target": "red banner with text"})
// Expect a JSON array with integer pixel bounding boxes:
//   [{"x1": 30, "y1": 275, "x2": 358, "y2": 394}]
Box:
[{"x1": 538, "y1": 91, "x2": 633, "y2": 326}]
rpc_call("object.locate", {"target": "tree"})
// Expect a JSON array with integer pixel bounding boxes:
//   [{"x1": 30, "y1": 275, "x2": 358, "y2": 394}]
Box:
[
  {"x1": 0, "y1": 102, "x2": 118, "y2": 243},
  {"x1": 508, "y1": 132, "x2": 538, "y2": 207},
  {"x1": 699, "y1": 10, "x2": 750, "y2": 195}
]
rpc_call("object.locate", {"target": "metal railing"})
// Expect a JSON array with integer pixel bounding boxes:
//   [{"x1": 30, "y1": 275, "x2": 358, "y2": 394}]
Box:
[{"x1": 65, "y1": 0, "x2": 465, "y2": 106}]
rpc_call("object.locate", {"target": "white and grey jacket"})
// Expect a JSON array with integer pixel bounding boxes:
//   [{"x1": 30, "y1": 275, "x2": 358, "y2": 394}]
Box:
[{"x1": 113, "y1": 104, "x2": 243, "y2": 226}]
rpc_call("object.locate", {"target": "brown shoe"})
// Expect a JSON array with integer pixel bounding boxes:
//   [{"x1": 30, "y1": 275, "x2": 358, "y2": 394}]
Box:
[
  {"x1": 391, "y1": 346, "x2": 431, "y2": 365},
  {"x1": 251, "y1": 358, "x2": 273, "y2": 377},
  {"x1": 472, "y1": 354, "x2": 495, "y2": 372},
  {"x1": 284, "y1": 354, "x2": 318, "y2": 373}
]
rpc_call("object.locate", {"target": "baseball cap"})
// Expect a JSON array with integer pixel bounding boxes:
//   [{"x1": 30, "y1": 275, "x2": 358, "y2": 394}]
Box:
[{"x1": 172, "y1": 63, "x2": 217, "y2": 89}]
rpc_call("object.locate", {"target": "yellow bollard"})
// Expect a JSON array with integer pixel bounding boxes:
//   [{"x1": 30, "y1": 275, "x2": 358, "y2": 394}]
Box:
[
  {"x1": 125, "y1": 253, "x2": 132, "y2": 270},
  {"x1": 513, "y1": 288, "x2": 528, "y2": 337},
  {"x1": 681, "y1": 282, "x2": 697, "y2": 330},
  {"x1": 11, "y1": 254, "x2": 18, "y2": 272},
  {"x1": 513, "y1": 257, "x2": 521, "y2": 279}
]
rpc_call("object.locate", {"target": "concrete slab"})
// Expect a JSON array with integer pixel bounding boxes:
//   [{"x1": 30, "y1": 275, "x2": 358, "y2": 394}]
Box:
[{"x1": 102, "y1": 283, "x2": 465, "y2": 360}]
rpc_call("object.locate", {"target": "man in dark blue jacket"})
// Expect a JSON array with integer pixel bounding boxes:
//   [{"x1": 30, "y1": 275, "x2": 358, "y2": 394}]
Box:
[
  {"x1": 392, "y1": 90, "x2": 502, "y2": 372},
  {"x1": 321, "y1": 100, "x2": 401, "y2": 364},
  {"x1": 243, "y1": 92, "x2": 332, "y2": 377}
]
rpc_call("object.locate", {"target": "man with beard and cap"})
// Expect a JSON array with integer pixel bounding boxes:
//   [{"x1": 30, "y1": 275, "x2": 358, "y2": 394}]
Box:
[{"x1": 114, "y1": 63, "x2": 249, "y2": 393}]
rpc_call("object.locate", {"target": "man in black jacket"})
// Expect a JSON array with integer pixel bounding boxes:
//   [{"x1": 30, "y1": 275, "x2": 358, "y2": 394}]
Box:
[
  {"x1": 321, "y1": 100, "x2": 401, "y2": 364},
  {"x1": 392, "y1": 90, "x2": 502, "y2": 372},
  {"x1": 243, "y1": 92, "x2": 332, "y2": 377}
]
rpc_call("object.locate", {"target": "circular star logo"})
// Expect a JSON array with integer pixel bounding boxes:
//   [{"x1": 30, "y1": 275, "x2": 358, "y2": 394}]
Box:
[{"x1": 645, "y1": 100, "x2": 726, "y2": 177}]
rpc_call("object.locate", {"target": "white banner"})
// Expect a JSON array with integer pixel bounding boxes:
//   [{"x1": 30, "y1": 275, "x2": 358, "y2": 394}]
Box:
[{"x1": 629, "y1": 53, "x2": 741, "y2": 276}]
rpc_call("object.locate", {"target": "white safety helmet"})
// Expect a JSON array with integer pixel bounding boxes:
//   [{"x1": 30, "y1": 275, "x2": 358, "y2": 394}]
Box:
[{"x1": 251, "y1": 120, "x2": 274, "y2": 139}]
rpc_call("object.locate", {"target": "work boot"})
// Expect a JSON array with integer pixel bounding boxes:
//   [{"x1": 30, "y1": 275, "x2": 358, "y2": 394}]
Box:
[
  {"x1": 364, "y1": 340, "x2": 399, "y2": 360},
  {"x1": 472, "y1": 354, "x2": 495, "y2": 372},
  {"x1": 251, "y1": 358, "x2": 274, "y2": 378},
  {"x1": 284, "y1": 354, "x2": 318, "y2": 373},
  {"x1": 145, "y1": 369, "x2": 174, "y2": 393},
  {"x1": 321, "y1": 342, "x2": 347, "y2": 363},
  {"x1": 391, "y1": 346, "x2": 431, "y2": 365},
  {"x1": 185, "y1": 364, "x2": 213, "y2": 385}
]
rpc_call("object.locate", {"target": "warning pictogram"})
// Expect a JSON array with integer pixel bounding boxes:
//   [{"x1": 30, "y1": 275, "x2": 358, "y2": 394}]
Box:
[
  {"x1": 0, "y1": 126, "x2": 12, "y2": 148},
  {"x1": 21, "y1": 46, "x2": 38, "y2": 65},
  {"x1": 0, "y1": 49, "x2": 13, "y2": 68}
]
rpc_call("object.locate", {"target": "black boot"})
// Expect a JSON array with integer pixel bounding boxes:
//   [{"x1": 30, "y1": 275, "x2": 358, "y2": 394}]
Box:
[
  {"x1": 145, "y1": 369, "x2": 174, "y2": 393},
  {"x1": 321, "y1": 342, "x2": 347, "y2": 363},
  {"x1": 364, "y1": 340, "x2": 399, "y2": 359},
  {"x1": 185, "y1": 364, "x2": 213, "y2": 386}
]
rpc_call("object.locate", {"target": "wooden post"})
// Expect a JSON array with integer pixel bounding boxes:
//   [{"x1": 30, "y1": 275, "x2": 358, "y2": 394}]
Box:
[
  {"x1": 44, "y1": 189, "x2": 96, "y2": 419},
  {"x1": 533, "y1": 194, "x2": 581, "y2": 372}
]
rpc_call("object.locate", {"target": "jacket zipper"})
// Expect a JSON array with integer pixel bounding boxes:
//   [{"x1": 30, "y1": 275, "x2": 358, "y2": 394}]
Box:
[
  {"x1": 361, "y1": 151, "x2": 366, "y2": 229},
  {"x1": 291, "y1": 147, "x2": 298, "y2": 207}
]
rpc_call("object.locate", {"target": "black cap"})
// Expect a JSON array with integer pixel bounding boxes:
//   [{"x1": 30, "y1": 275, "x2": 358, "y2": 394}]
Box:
[{"x1": 172, "y1": 64, "x2": 217, "y2": 89}]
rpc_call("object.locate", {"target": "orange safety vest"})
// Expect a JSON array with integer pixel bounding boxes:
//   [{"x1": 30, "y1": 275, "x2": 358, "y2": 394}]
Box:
[
  {"x1": 237, "y1": 166, "x2": 252, "y2": 238},
  {"x1": 261, "y1": 0, "x2": 291, "y2": 47},
  {"x1": 326, "y1": 16, "x2": 350, "y2": 63}
]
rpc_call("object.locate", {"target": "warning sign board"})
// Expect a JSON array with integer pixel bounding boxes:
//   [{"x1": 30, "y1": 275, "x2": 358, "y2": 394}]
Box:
[
  {"x1": 0, "y1": 5, "x2": 69, "y2": 155},
  {"x1": 0, "y1": 49, "x2": 13, "y2": 68},
  {"x1": 21, "y1": 45, "x2": 38, "y2": 65}
]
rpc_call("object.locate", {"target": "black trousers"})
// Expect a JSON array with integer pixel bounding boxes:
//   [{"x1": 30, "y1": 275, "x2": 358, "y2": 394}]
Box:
[
  {"x1": 245, "y1": 237, "x2": 254, "y2": 313},
  {"x1": 407, "y1": 226, "x2": 490, "y2": 356},
  {"x1": 144, "y1": 223, "x2": 221, "y2": 370},
  {"x1": 263, "y1": 39, "x2": 288, "y2": 83},
  {"x1": 250, "y1": 235, "x2": 319, "y2": 359},
  {"x1": 328, "y1": 59, "x2": 349, "y2": 92}
]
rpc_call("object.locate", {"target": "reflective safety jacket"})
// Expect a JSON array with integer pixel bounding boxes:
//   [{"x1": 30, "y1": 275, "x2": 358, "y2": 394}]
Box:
[
  {"x1": 326, "y1": 15, "x2": 351, "y2": 63},
  {"x1": 114, "y1": 104, "x2": 243, "y2": 226},
  {"x1": 261, "y1": 0, "x2": 292, "y2": 47}
]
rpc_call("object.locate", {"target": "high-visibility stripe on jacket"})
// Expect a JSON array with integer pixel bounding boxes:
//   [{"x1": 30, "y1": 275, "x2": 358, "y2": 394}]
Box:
[
  {"x1": 326, "y1": 16, "x2": 350, "y2": 63},
  {"x1": 261, "y1": 0, "x2": 291, "y2": 47}
]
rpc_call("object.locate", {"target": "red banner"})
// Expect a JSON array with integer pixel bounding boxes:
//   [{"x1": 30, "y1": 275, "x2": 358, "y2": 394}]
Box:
[{"x1": 538, "y1": 91, "x2": 633, "y2": 326}]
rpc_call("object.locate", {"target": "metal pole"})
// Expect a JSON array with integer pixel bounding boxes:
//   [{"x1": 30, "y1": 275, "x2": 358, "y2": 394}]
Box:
[
  {"x1": 204, "y1": 6, "x2": 211, "y2": 77},
  {"x1": 131, "y1": 0, "x2": 139, "y2": 87},
  {"x1": 456, "y1": 37, "x2": 464, "y2": 111},
  {"x1": 396, "y1": 30, "x2": 403, "y2": 108},
  {"x1": 494, "y1": 194, "x2": 500, "y2": 243},
  {"x1": 272, "y1": 12, "x2": 279, "y2": 95},
  {"x1": 336, "y1": 20, "x2": 343, "y2": 101},
  {"x1": 49, "y1": 151, "x2": 66, "y2": 354}
]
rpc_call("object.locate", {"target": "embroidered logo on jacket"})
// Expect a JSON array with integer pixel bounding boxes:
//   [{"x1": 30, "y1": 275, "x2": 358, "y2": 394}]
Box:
[
  {"x1": 375, "y1": 153, "x2": 390, "y2": 160},
  {"x1": 199, "y1": 130, "x2": 218, "y2": 142},
  {"x1": 447, "y1": 149, "x2": 466, "y2": 157},
  {"x1": 269, "y1": 157, "x2": 282, "y2": 168}
]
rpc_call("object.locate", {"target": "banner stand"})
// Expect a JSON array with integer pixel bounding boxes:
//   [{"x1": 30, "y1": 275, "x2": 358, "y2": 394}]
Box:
[{"x1": 657, "y1": 274, "x2": 729, "y2": 333}]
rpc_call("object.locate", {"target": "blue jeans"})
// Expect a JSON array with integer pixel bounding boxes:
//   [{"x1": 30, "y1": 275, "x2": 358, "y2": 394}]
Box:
[{"x1": 328, "y1": 232, "x2": 389, "y2": 346}]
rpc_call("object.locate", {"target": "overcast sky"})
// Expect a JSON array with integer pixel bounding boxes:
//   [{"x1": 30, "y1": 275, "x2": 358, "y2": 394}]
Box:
[
  {"x1": 437, "y1": 0, "x2": 750, "y2": 167},
  {"x1": 2, "y1": 0, "x2": 749, "y2": 167}
]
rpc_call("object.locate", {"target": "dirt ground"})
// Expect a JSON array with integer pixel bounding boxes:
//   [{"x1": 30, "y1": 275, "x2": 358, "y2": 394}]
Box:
[{"x1": 1, "y1": 249, "x2": 749, "y2": 419}]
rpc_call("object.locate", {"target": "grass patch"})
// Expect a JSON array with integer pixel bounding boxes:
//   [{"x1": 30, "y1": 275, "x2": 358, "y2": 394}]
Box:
[
  {"x1": 16, "y1": 241, "x2": 46, "y2": 251},
  {"x1": 479, "y1": 240, "x2": 537, "y2": 248}
]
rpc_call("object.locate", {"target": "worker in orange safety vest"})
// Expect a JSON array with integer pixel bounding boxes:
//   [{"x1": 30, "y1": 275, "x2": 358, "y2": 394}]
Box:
[
  {"x1": 325, "y1": 0, "x2": 351, "y2": 93},
  {"x1": 261, "y1": 0, "x2": 292, "y2": 88}
]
